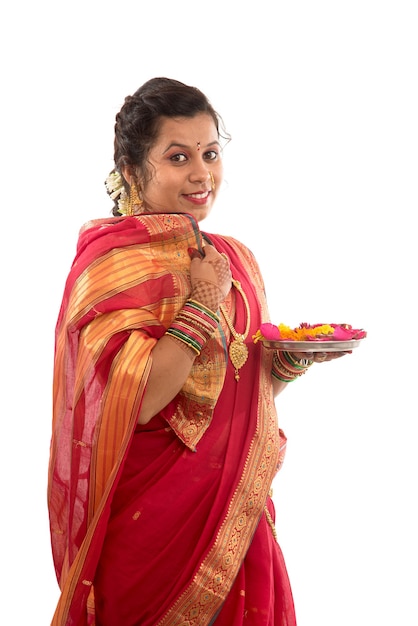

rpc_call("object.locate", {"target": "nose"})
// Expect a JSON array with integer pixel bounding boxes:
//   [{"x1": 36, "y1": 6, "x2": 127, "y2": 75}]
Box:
[{"x1": 189, "y1": 160, "x2": 211, "y2": 184}]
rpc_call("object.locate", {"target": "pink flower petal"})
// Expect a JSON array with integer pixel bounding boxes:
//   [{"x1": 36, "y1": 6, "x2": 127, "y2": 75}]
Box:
[
  {"x1": 332, "y1": 326, "x2": 354, "y2": 340},
  {"x1": 259, "y1": 323, "x2": 281, "y2": 340},
  {"x1": 332, "y1": 325, "x2": 367, "y2": 340}
]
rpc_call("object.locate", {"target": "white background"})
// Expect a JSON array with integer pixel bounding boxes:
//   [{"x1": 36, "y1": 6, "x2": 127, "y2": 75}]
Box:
[{"x1": 1, "y1": 1, "x2": 417, "y2": 624}]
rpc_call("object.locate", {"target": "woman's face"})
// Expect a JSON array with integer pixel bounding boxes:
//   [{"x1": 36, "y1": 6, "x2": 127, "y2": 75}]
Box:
[{"x1": 136, "y1": 113, "x2": 223, "y2": 222}]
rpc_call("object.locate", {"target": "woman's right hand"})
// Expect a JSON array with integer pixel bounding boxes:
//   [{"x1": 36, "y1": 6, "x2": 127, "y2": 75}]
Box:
[{"x1": 188, "y1": 245, "x2": 232, "y2": 312}]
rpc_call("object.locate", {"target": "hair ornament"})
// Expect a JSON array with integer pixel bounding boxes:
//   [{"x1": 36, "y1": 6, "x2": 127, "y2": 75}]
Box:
[{"x1": 105, "y1": 170, "x2": 129, "y2": 214}]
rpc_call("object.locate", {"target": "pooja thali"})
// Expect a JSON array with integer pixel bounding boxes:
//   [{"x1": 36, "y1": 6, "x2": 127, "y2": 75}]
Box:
[{"x1": 261, "y1": 339, "x2": 363, "y2": 352}]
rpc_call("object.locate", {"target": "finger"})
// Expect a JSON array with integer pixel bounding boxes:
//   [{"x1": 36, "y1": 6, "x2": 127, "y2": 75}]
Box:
[
  {"x1": 332, "y1": 351, "x2": 352, "y2": 359},
  {"x1": 201, "y1": 244, "x2": 217, "y2": 259},
  {"x1": 203, "y1": 246, "x2": 231, "y2": 270},
  {"x1": 188, "y1": 247, "x2": 204, "y2": 260}
]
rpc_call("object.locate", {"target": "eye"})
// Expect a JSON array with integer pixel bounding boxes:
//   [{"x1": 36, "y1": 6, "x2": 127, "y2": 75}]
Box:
[
  {"x1": 204, "y1": 150, "x2": 218, "y2": 161},
  {"x1": 169, "y1": 153, "x2": 188, "y2": 163}
]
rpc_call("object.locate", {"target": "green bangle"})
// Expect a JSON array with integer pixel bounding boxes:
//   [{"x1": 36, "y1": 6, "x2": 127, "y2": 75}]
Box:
[{"x1": 283, "y1": 351, "x2": 313, "y2": 369}]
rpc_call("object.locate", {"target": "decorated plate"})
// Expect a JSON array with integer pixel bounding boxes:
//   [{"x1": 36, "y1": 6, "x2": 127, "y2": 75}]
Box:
[
  {"x1": 261, "y1": 339, "x2": 362, "y2": 352},
  {"x1": 253, "y1": 322, "x2": 366, "y2": 352}
]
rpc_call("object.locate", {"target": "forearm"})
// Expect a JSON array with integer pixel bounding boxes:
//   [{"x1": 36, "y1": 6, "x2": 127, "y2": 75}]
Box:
[
  {"x1": 138, "y1": 335, "x2": 196, "y2": 424},
  {"x1": 271, "y1": 350, "x2": 313, "y2": 398},
  {"x1": 138, "y1": 246, "x2": 233, "y2": 424},
  {"x1": 272, "y1": 377, "x2": 289, "y2": 397},
  {"x1": 138, "y1": 299, "x2": 220, "y2": 424}
]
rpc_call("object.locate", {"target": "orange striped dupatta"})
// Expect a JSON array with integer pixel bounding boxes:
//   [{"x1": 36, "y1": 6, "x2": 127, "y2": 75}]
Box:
[{"x1": 48, "y1": 213, "x2": 230, "y2": 624}]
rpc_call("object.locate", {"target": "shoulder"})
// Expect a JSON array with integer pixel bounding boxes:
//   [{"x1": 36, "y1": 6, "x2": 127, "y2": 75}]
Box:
[
  {"x1": 205, "y1": 233, "x2": 265, "y2": 287},
  {"x1": 210, "y1": 233, "x2": 258, "y2": 265},
  {"x1": 205, "y1": 232, "x2": 252, "y2": 255}
]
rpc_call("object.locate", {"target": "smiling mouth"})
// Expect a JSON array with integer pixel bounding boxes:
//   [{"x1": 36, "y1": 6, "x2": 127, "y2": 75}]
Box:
[{"x1": 185, "y1": 191, "x2": 210, "y2": 199}]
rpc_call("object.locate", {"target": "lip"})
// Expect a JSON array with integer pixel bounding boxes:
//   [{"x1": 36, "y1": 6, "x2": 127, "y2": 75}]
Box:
[{"x1": 183, "y1": 190, "x2": 211, "y2": 205}]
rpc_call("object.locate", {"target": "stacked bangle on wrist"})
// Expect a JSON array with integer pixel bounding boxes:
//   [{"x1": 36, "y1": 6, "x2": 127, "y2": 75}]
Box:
[
  {"x1": 166, "y1": 299, "x2": 220, "y2": 355},
  {"x1": 272, "y1": 350, "x2": 313, "y2": 383}
]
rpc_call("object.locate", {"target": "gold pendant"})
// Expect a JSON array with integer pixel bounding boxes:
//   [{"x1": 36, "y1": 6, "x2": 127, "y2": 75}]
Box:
[
  {"x1": 219, "y1": 277, "x2": 251, "y2": 382},
  {"x1": 229, "y1": 336, "x2": 249, "y2": 381}
]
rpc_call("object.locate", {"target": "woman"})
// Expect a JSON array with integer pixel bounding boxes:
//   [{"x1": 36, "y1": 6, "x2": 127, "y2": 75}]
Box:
[{"x1": 48, "y1": 77, "x2": 344, "y2": 625}]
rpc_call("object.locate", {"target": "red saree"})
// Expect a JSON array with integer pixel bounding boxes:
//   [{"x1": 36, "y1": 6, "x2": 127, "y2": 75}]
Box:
[{"x1": 48, "y1": 213, "x2": 295, "y2": 625}]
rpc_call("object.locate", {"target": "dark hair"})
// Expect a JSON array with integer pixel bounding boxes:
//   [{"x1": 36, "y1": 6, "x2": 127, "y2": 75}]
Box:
[{"x1": 107, "y1": 77, "x2": 230, "y2": 215}]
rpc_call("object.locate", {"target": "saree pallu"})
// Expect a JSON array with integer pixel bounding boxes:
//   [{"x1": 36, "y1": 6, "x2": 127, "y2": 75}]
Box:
[{"x1": 48, "y1": 213, "x2": 295, "y2": 625}]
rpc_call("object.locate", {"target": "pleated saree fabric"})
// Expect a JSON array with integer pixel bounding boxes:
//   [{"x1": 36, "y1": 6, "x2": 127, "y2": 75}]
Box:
[{"x1": 48, "y1": 213, "x2": 296, "y2": 625}]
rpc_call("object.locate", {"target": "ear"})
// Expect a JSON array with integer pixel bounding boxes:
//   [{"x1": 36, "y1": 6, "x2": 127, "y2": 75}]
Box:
[{"x1": 121, "y1": 166, "x2": 132, "y2": 186}]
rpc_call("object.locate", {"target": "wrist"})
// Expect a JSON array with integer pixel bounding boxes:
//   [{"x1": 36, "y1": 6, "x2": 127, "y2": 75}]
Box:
[
  {"x1": 272, "y1": 350, "x2": 313, "y2": 383},
  {"x1": 190, "y1": 287, "x2": 222, "y2": 315},
  {"x1": 166, "y1": 299, "x2": 220, "y2": 356}
]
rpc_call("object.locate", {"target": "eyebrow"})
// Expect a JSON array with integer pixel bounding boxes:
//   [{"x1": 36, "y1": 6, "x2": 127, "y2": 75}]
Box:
[{"x1": 163, "y1": 140, "x2": 220, "y2": 154}]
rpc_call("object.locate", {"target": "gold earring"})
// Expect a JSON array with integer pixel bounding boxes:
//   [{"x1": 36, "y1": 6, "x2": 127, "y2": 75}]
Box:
[
  {"x1": 209, "y1": 171, "x2": 215, "y2": 192},
  {"x1": 127, "y1": 182, "x2": 143, "y2": 216}
]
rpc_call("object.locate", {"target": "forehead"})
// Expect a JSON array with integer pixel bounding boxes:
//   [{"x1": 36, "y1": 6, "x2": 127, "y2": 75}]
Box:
[{"x1": 154, "y1": 113, "x2": 219, "y2": 148}]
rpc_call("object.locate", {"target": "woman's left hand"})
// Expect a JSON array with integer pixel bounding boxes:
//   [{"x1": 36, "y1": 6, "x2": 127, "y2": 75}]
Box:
[{"x1": 290, "y1": 350, "x2": 352, "y2": 364}]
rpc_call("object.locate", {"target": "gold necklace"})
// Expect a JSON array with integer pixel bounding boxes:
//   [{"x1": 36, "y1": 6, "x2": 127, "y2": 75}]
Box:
[{"x1": 219, "y1": 279, "x2": 251, "y2": 381}]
